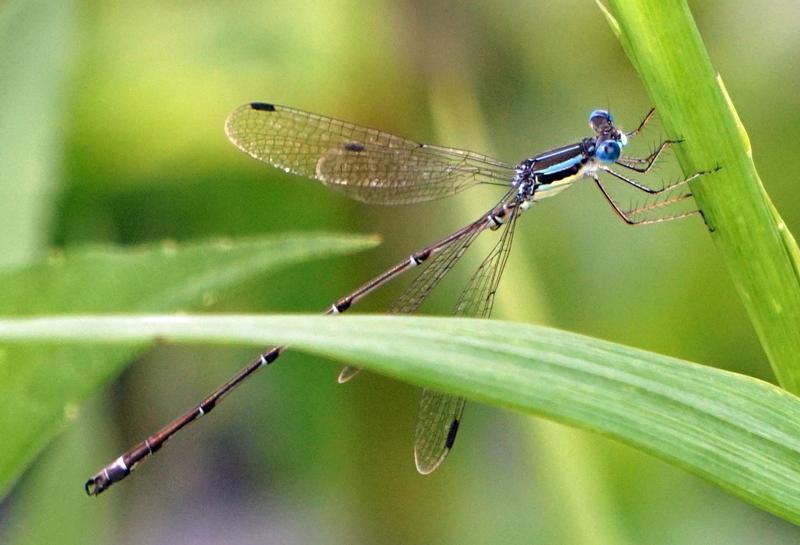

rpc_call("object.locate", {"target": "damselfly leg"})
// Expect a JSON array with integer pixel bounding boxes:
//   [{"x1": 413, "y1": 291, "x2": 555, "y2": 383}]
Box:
[
  {"x1": 616, "y1": 139, "x2": 682, "y2": 174},
  {"x1": 625, "y1": 107, "x2": 656, "y2": 138},
  {"x1": 591, "y1": 167, "x2": 713, "y2": 226}
]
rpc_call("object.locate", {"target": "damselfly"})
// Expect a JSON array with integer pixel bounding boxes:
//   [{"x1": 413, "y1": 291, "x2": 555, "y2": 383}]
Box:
[{"x1": 86, "y1": 103, "x2": 711, "y2": 495}]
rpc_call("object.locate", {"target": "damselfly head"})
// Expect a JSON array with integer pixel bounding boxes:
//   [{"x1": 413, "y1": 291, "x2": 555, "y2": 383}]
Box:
[
  {"x1": 589, "y1": 109, "x2": 615, "y2": 134},
  {"x1": 589, "y1": 109, "x2": 628, "y2": 161}
]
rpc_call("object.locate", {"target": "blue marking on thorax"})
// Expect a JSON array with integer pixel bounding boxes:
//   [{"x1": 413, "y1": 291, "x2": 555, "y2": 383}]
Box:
[{"x1": 534, "y1": 154, "x2": 584, "y2": 176}]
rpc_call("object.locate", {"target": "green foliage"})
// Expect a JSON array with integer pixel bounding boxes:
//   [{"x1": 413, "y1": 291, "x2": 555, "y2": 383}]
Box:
[
  {"x1": 602, "y1": 0, "x2": 800, "y2": 393},
  {"x1": 0, "y1": 234, "x2": 377, "y2": 496},
  {"x1": 0, "y1": 0, "x2": 74, "y2": 268},
  {"x1": 1, "y1": 0, "x2": 798, "y2": 542},
  {"x1": 2, "y1": 313, "x2": 799, "y2": 522}
]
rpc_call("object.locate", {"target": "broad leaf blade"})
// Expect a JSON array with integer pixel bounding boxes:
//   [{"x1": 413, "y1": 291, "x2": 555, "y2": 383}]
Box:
[{"x1": 3, "y1": 314, "x2": 798, "y2": 522}]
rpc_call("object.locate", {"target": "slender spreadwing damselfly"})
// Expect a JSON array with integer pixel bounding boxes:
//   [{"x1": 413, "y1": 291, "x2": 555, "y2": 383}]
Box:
[{"x1": 85, "y1": 103, "x2": 713, "y2": 495}]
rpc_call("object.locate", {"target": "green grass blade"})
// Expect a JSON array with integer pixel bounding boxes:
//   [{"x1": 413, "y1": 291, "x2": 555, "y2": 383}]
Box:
[
  {"x1": 0, "y1": 0, "x2": 76, "y2": 268},
  {"x1": 599, "y1": 1, "x2": 800, "y2": 393},
  {"x1": 0, "y1": 233, "x2": 377, "y2": 496},
  {"x1": 3, "y1": 314, "x2": 799, "y2": 522}
]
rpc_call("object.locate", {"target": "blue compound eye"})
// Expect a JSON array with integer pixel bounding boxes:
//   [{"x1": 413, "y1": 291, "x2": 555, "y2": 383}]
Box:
[
  {"x1": 596, "y1": 139, "x2": 621, "y2": 162},
  {"x1": 589, "y1": 109, "x2": 613, "y2": 123}
]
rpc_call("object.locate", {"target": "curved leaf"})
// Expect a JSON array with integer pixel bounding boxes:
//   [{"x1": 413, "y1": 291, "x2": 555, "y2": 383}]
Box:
[{"x1": 2, "y1": 313, "x2": 798, "y2": 522}]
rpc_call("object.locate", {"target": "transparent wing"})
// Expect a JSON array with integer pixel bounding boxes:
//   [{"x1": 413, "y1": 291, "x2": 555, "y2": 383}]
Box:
[
  {"x1": 338, "y1": 212, "x2": 487, "y2": 383},
  {"x1": 225, "y1": 102, "x2": 516, "y2": 205},
  {"x1": 414, "y1": 205, "x2": 521, "y2": 474}
]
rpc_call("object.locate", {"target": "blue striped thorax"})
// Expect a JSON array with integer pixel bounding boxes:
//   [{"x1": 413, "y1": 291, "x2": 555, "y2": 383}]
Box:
[{"x1": 512, "y1": 109, "x2": 629, "y2": 201}]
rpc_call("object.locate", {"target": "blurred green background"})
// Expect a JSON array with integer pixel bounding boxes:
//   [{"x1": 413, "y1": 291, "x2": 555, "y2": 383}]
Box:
[{"x1": 1, "y1": 0, "x2": 799, "y2": 543}]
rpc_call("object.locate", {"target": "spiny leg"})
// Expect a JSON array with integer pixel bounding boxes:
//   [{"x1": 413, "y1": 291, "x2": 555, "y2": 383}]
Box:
[
  {"x1": 624, "y1": 192, "x2": 702, "y2": 225},
  {"x1": 628, "y1": 192, "x2": 694, "y2": 215},
  {"x1": 626, "y1": 107, "x2": 656, "y2": 138},
  {"x1": 624, "y1": 208, "x2": 703, "y2": 226},
  {"x1": 592, "y1": 175, "x2": 701, "y2": 226},
  {"x1": 615, "y1": 139, "x2": 682, "y2": 174},
  {"x1": 620, "y1": 109, "x2": 683, "y2": 178},
  {"x1": 599, "y1": 165, "x2": 710, "y2": 195}
]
